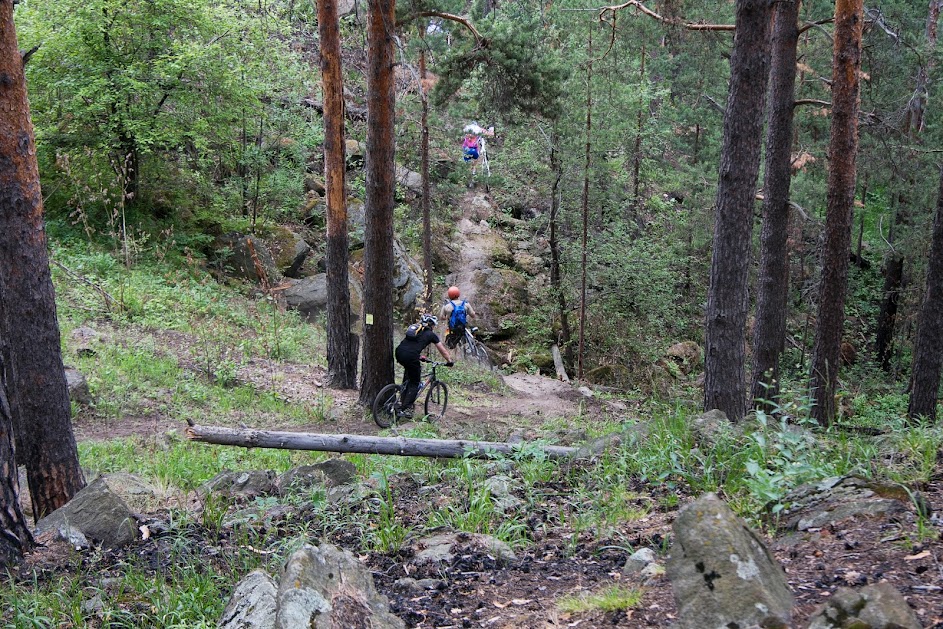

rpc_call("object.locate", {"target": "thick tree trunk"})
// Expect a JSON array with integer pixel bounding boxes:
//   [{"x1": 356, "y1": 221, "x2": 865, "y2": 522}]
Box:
[
  {"x1": 186, "y1": 423, "x2": 578, "y2": 460},
  {"x1": 703, "y1": 0, "x2": 774, "y2": 421},
  {"x1": 810, "y1": 0, "x2": 863, "y2": 425},
  {"x1": 0, "y1": 0, "x2": 86, "y2": 520},
  {"x1": 319, "y1": 0, "x2": 357, "y2": 389},
  {"x1": 358, "y1": 0, "x2": 397, "y2": 406},
  {"x1": 751, "y1": 0, "x2": 801, "y2": 411},
  {"x1": 0, "y1": 335, "x2": 34, "y2": 565},
  {"x1": 908, "y1": 167, "x2": 943, "y2": 421}
]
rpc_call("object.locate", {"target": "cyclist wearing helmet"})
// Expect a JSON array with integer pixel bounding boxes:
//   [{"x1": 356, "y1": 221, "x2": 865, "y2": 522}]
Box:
[
  {"x1": 394, "y1": 313, "x2": 453, "y2": 418},
  {"x1": 439, "y1": 286, "x2": 476, "y2": 349}
]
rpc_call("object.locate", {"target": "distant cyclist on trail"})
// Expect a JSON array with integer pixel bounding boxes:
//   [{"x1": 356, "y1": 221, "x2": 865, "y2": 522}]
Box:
[
  {"x1": 461, "y1": 122, "x2": 494, "y2": 178},
  {"x1": 440, "y1": 285, "x2": 476, "y2": 349},
  {"x1": 394, "y1": 313, "x2": 453, "y2": 418}
]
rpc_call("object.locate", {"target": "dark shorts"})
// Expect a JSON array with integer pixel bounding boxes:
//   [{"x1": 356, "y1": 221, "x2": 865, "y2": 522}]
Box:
[{"x1": 463, "y1": 147, "x2": 479, "y2": 161}]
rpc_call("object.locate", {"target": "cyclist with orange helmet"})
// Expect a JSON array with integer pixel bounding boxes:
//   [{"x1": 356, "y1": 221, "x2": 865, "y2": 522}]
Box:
[{"x1": 439, "y1": 286, "x2": 476, "y2": 349}]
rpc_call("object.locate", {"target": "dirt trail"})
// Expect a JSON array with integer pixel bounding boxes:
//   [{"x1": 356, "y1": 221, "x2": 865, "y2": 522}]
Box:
[{"x1": 442, "y1": 190, "x2": 501, "y2": 311}]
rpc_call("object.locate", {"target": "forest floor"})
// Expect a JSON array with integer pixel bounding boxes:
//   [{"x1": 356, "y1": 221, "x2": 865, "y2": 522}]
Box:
[
  {"x1": 24, "y1": 189, "x2": 943, "y2": 627},
  {"x1": 59, "y1": 351, "x2": 943, "y2": 628}
]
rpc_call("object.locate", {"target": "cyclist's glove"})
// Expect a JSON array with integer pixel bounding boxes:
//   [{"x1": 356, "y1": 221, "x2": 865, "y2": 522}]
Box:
[{"x1": 446, "y1": 361, "x2": 455, "y2": 367}]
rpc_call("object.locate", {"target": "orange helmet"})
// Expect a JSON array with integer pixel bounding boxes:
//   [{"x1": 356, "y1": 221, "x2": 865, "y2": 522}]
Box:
[{"x1": 447, "y1": 286, "x2": 460, "y2": 299}]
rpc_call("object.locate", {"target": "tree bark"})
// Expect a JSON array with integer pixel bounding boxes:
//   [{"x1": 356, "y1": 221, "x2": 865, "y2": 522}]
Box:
[
  {"x1": 0, "y1": 0, "x2": 86, "y2": 520},
  {"x1": 0, "y1": 337, "x2": 34, "y2": 565},
  {"x1": 186, "y1": 423, "x2": 578, "y2": 460},
  {"x1": 358, "y1": 0, "x2": 397, "y2": 406},
  {"x1": 908, "y1": 167, "x2": 943, "y2": 421},
  {"x1": 319, "y1": 0, "x2": 357, "y2": 389},
  {"x1": 810, "y1": 0, "x2": 863, "y2": 425},
  {"x1": 548, "y1": 130, "x2": 573, "y2": 365},
  {"x1": 904, "y1": 0, "x2": 941, "y2": 136},
  {"x1": 703, "y1": 0, "x2": 774, "y2": 422},
  {"x1": 578, "y1": 26, "x2": 593, "y2": 380},
  {"x1": 420, "y1": 45, "x2": 433, "y2": 309},
  {"x1": 873, "y1": 252, "x2": 903, "y2": 372},
  {"x1": 751, "y1": 0, "x2": 801, "y2": 411}
]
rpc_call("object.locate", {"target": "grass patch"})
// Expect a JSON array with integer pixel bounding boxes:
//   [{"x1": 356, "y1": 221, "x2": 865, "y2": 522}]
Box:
[{"x1": 558, "y1": 584, "x2": 643, "y2": 614}]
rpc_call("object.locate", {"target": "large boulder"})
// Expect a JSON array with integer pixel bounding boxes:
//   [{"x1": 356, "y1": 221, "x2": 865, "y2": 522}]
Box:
[
  {"x1": 276, "y1": 543, "x2": 404, "y2": 629},
  {"x1": 213, "y1": 234, "x2": 281, "y2": 285},
  {"x1": 666, "y1": 493, "x2": 793, "y2": 629},
  {"x1": 283, "y1": 271, "x2": 363, "y2": 328},
  {"x1": 392, "y1": 239, "x2": 425, "y2": 314},
  {"x1": 267, "y1": 226, "x2": 312, "y2": 278},
  {"x1": 219, "y1": 570, "x2": 278, "y2": 629},
  {"x1": 461, "y1": 268, "x2": 529, "y2": 339},
  {"x1": 65, "y1": 367, "x2": 92, "y2": 406},
  {"x1": 34, "y1": 477, "x2": 138, "y2": 549},
  {"x1": 394, "y1": 165, "x2": 422, "y2": 192},
  {"x1": 806, "y1": 583, "x2": 921, "y2": 629}
]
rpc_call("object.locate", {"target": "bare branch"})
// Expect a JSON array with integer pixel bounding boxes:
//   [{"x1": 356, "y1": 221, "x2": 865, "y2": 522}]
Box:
[
  {"x1": 794, "y1": 98, "x2": 831, "y2": 108},
  {"x1": 599, "y1": 0, "x2": 734, "y2": 31},
  {"x1": 19, "y1": 43, "x2": 39, "y2": 66},
  {"x1": 397, "y1": 11, "x2": 483, "y2": 42}
]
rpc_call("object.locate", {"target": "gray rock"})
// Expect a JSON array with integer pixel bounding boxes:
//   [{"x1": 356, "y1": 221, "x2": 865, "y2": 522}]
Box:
[
  {"x1": 64, "y1": 367, "x2": 92, "y2": 406},
  {"x1": 214, "y1": 234, "x2": 281, "y2": 285},
  {"x1": 200, "y1": 470, "x2": 278, "y2": 500},
  {"x1": 623, "y1": 547, "x2": 657, "y2": 576},
  {"x1": 666, "y1": 493, "x2": 793, "y2": 629},
  {"x1": 691, "y1": 409, "x2": 733, "y2": 448},
  {"x1": 277, "y1": 460, "x2": 357, "y2": 495},
  {"x1": 806, "y1": 583, "x2": 921, "y2": 629},
  {"x1": 70, "y1": 326, "x2": 103, "y2": 357},
  {"x1": 391, "y1": 238, "x2": 424, "y2": 314},
  {"x1": 483, "y1": 475, "x2": 523, "y2": 513},
  {"x1": 392, "y1": 577, "x2": 446, "y2": 592},
  {"x1": 219, "y1": 569, "x2": 278, "y2": 629},
  {"x1": 394, "y1": 165, "x2": 422, "y2": 192},
  {"x1": 413, "y1": 532, "x2": 516, "y2": 565},
  {"x1": 777, "y1": 476, "x2": 912, "y2": 531},
  {"x1": 275, "y1": 543, "x2": 404, "y2": 629},
  {"x1": 283, "y1": 273, "x2": 363, "y2": 328},
  {"x1": 34, "y1": 477, "x2": 138, "y2": 549}
]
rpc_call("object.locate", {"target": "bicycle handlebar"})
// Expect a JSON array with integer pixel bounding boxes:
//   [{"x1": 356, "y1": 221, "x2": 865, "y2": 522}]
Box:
[{"x1": 420, "y1": 357, "x2": 450, "y2": 366}]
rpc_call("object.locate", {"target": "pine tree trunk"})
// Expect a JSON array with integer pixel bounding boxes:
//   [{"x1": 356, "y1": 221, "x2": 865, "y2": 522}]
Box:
[
  {"x1": 751, "y1": 0, "x2": 800, "y2": 411},
  {"x1": 0, "y1": 0, "x2": 87, "y2": 519},
  {"x1": 420, "y1": 46, "x2": 433, "y2": 308},
  {"x1": 319, "y1": 0, "x2": 357, "y2": 389},
  {"x1": 703, "y1": 0, "x2": 774, "y2": 421},
  {"x1": 578, "y1": 27, "x2": 593, "y2": 380},
  {"x1": 874, "y1": 253, "x2": 903, "y2": 372},
  {"x1": 810, "y1": 0, "x2": 864, "y2": 425},
  {"x1": 549, "y1": 130, "x2": 572, "y2": 365},
  {"x1": 358, "y1": 0, "x2": 397, "y2": 406},
  {"x1": 0, "y1": 350, "x2": 33, "y2": 566},
  {"x1": 908, "y1": 167, "x2": 943, "y2": 421}
]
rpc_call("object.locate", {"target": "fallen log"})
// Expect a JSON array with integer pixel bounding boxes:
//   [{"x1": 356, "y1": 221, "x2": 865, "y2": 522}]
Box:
[{"x1": 185, "y1": 422, "x2": 579, "y2": 460}]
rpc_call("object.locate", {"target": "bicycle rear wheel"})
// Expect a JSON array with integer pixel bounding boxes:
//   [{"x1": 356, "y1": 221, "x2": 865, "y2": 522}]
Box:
[
  {"x1": 372, "y1": 384, "x2": 400, "y2": 428},
  {"x1": 424, "y1": 381, "x2": 448, "y2": 421},
  {"x1": 464, "y1": 332, "x2": 489, "y2": 367}
]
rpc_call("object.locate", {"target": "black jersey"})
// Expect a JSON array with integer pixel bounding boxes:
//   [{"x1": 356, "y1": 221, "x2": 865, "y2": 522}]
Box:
[{"x1": 395, "y1": 328, "x2": 440, "y2": 362}]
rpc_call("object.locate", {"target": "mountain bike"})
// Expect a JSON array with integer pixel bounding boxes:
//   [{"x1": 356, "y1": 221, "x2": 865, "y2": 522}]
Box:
[
  {"x1": 448, "y1": 326, "x2": 490, "y2": 367},
  {"x1": 372, "y1": 358, "x2": 449, "y2": 428}
]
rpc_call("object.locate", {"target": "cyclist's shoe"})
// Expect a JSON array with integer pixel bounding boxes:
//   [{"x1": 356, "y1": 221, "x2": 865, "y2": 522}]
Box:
[{"x1": 397, "y1": 406, "x2": 414, "y2": 419}]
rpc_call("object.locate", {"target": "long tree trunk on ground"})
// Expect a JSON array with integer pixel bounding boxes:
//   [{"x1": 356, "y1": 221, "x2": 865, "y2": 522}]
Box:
[
  {"x1": 703, "y1": 0, "x2": 774, "y2": 422},
  {"x1": 908, "y1": 167, "x2": 943, "y2": 422},
  {"x1": 751, "y1": 0, "x2": 801, "y2": 411},
  {"x1": 577, "y1": 27, "x2": 593, "y2": 380},
  {"x1": 549, "y1": 130, "x2": 572, "y2": 365},
  {"x1": 358, "y1": 0, "x2": 397, "y2": 406},
  {"x1": 810, "y1": 0, "x2": 864, "y2": 425},
  {"x1": 0, "y1": 0, "x2": 86, "y2": 519},
  {"x1": 319, "y1": 0, "x2": 357, "y2": 389},
  {"x1": 420, "y1": 45, "x2": 433, "y2": 308}
]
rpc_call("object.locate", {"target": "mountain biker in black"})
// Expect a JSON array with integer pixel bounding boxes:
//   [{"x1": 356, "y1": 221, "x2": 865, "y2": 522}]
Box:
[{"x1": 394, "y1": 313, "x2": 453, "y2": 418}]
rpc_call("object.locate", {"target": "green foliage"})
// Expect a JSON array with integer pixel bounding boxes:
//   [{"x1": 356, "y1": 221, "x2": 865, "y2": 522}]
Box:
[{"x1": 557, "y1": 584, "x2": 643, "y2": 614}]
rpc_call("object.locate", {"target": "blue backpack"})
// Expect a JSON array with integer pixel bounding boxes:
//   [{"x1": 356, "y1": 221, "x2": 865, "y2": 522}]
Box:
[{"x1": 449, "y1": 300, "x2": 467, "y2": 330}]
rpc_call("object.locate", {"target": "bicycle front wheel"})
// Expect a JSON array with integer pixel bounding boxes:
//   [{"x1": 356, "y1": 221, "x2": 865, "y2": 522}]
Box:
[
  {"x1": 424, "y1": 381, "x2": 448, "y2": 421},
  {"x1": 372, "y1": 384, "x2": 400, "y2": 428}
]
